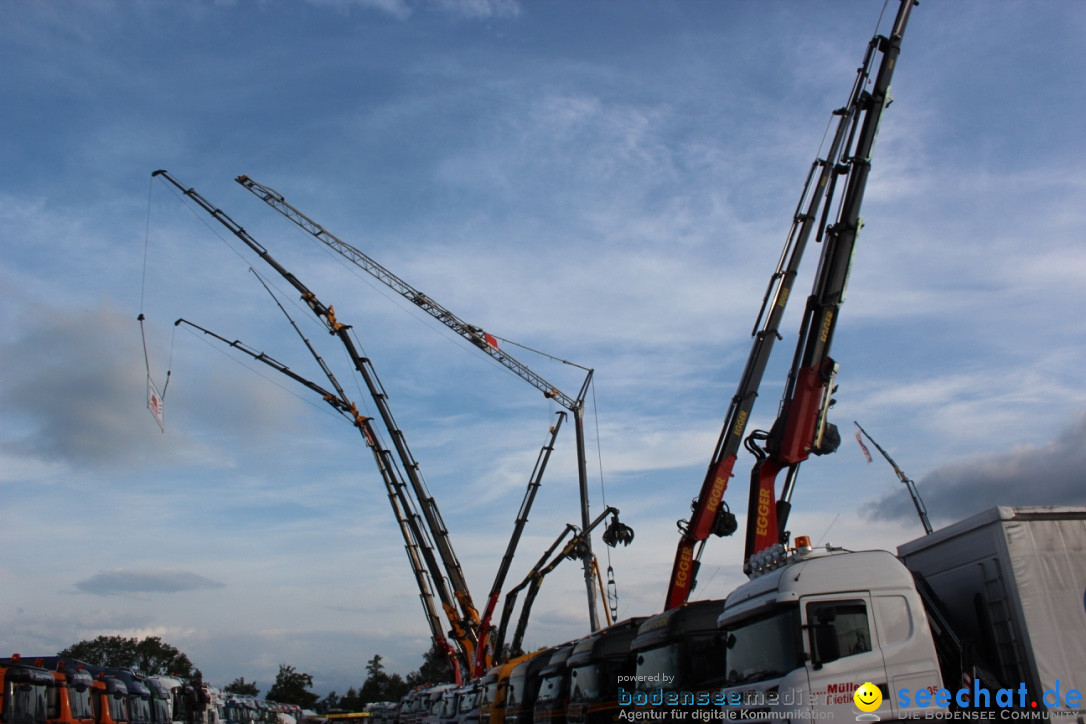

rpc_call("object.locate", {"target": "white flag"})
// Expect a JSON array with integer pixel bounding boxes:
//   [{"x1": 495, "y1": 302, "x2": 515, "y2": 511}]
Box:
[{"x1": 147, "y1": 376, "x2": 165, "y2": 432}]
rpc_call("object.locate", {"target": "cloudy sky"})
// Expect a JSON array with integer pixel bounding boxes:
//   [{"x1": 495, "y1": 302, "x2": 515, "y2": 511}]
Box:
[{"x1": 3, "y1": 0, "x2": 1085, "y2": 699}]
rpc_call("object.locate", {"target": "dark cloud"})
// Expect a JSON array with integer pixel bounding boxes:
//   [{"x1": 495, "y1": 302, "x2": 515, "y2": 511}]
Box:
[
  {"x1": 864, "y1": 412, "x2": 1086, "y2": 525},
  {"x1": 0, "y1": 302, "x2": 153, "y2": 469},
  {"x1": 75, "y1": 569, "x2": 225, "y2": 596}
]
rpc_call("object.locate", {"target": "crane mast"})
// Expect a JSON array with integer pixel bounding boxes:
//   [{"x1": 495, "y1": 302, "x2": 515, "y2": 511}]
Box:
[
  {"x1": 236, "y1": 175, "x2": 625, "y2": 635},
  {"x1": 664, "y1": 0, "x2": 916, "y2": 608},
  {"x1": 743, "y1": 0, "x2": 915, "y2": 569},
  {"x1": 153, "y1": 169, "x2": 480, "y2": 668}
]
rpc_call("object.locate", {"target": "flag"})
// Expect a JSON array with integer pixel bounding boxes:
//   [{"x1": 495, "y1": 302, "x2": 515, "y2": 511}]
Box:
[
  {"x1": 855, "y1": 430, "x2": 872, "y2": 463},
  {"x1": 147, "y1": 376, "x2": 165, "y2": 432}
]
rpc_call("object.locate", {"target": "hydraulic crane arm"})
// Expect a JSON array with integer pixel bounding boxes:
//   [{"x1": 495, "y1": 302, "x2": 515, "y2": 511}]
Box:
[
  {"x1": 504, "y1": 507, "x2": 627, "y2": 658},
  {"x1": 664, "y1": 0, "x2": 917, "y2": 607},
  {"x1": 173, "y1": 316, "x2": 465, "y2": 682},
  {"x1": 743, "y1": 0, "x2": 917, "y2": 568},
  {"x1": 237, "y1": 175, "x2": 622, "y2": 633},
  {"x1": 154, "y1": 169, "x2": 480, "y2": 666},
  {"x1": 472, "y1": 411, "x2": 566, "y2": 677},
  {"x1": 495, "y1": 523, "x2": 577, "y2": 661}
]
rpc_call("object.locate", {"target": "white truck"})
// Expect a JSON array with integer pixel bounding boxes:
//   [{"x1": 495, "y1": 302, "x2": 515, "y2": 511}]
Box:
[{"x1": 715, "y1": 506, "x2": 1086, "y2": 722}]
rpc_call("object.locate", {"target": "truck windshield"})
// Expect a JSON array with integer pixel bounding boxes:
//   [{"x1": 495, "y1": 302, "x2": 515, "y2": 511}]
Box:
[
  {"x1": 505, "y1": 674, "x2": 526, "y2": 708},
  {"x1": 536, "y1": 674, "x2": 564, "y2": 704},
  {"x1": 569, "y1": 665, "x2": 600, "y2": 702},
  {"x1": 722, "y1": 606, "x2": 802, "y2": 686},
  {"x1": 69, "y1": 684, "x2": 95, "y2": 720},
  {"x1": 635, "y1": 645, "x2": 679, "y2": 690},
  {"x1": 151, "y1": 697, "x2": 170, "y2": 724},
  {"x1": 459, "y1": 688, "x2": 479, "y2": 713},
  {"x1": 108, "y1": 691, "x2": 128, "y2": 723},
  {"x1": 479, "y1": 680, "x2": 495, "y2": 706},
  {"x1": 5, "y1": 680, "x2": 49, "y2": 724},
  {"x1": 128, "y1": 694, "x2": 152, "y2": 723}
]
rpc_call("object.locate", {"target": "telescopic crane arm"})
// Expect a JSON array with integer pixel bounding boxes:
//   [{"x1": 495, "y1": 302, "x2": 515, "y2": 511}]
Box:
[
  {"x1": 471, "y1": 411, "x2": 566, "y2": 677},
  {"x1": 173, "y1": 316, "x2": 465, "y2": 682},
  {"x1": 854, "y1": 421, "x2": 932, "y2": 535},
  {"x1": 236, "y1": 175, "x2": 581, "y2": 410},
  {"x1": 743, "y1": 0, "x2": 916, "y2": 569},
  {"x1": 236, "y1": 175, "x2": 630, "y2": 635},
  {"x1": 664, "y1": 0, "x2": 916, "y2": 607},
  {"x1": 154, "y1": 169, "x2": 480, "y2": 668}
]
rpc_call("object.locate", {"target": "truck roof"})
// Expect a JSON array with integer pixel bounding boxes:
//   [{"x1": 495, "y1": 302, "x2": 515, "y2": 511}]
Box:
[
  {"x1": 567, "y1": 617, "x2": 645, "y2": 665},
  {"x1": 719, "y1": 549, "x2": 914, "y2": 623},
  {"x1": 897, "y1": 505, "x2": 1086, "y2": 558},
  {"x1": 631, "y1": 599, "x2": 725, "y2": 651}
]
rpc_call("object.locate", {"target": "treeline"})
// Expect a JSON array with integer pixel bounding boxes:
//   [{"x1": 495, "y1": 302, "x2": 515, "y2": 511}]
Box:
[
  {"x1": 319, "y1": 647, "x2": 454, "y2": 711},
  {"x1": 53, "y1": 636, "x2": 454, "y2": 712}
]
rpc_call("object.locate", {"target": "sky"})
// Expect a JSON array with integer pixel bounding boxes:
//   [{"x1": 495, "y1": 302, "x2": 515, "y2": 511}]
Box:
[{"x1": 3, "y1": 0, "x2": 1086, "y2": 700}]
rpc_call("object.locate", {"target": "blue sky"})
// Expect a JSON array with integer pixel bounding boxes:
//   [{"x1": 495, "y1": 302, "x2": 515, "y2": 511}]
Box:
[{"x1": 3, "y1": 0, "x2": 1086, "y2": 698}]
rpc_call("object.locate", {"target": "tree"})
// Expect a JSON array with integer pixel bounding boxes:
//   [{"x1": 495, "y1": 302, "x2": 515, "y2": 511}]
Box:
[
  {"x1": 224, "y1": 678, "x2": 260, "y2": 696},
  {"x1": 266, "y1": 664, "x2": 318, "y2": 708},
  {"x1": 317, "y1": 691, "x2": 341, "y2": 714},
  {"x1": 406, "y1": 644, "x2": 455, "y2": 688},
  {"x1": 358, "y1": 655, "x2": 408, "y2": 705},
  {"x1": 58, "y1": 636, "x2": 196, "y2": 677}
]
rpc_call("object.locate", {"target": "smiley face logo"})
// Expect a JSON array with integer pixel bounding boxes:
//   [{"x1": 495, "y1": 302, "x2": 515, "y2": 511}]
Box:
[{"x1": 854, "y1": 682, "x2": 882, "y2": 712}]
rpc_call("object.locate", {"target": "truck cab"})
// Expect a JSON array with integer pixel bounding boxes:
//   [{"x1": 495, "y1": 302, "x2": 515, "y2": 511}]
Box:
[
  {"x1": 717, "y1": 547, "x2": 940, "y2": 721},
  {"x1": 532, "y1": 644, "x2": 574, "y2": 724},
  {"x1": 90, "y1": 672, "x2": 129, "y2": 724},
  {"x1": 1, "y1": 656, "x2": 95, "y2": 724},
  {"x1": 99, "y1": 671, "x2": 152, "y2": 724},
  {"x1": 1, "y1": 656, "x2": 54, "y2": 724},
  {"x1": 478, "y1": 653, "x2": 536, "y2": 724},
  {"x1": 503, "y1": 650, "x2": 552, "y2": 724},
  {"x1": 565, "y1": 618, "x2": 644, "y2": 724},
  {"x1": 628, "y1": 600, "x2": 727, "y2": 721}
]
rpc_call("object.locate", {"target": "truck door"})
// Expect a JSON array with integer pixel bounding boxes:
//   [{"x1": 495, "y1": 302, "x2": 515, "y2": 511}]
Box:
[{"x1": 801, "y1": 596, "x2": 892, "y2": 720}]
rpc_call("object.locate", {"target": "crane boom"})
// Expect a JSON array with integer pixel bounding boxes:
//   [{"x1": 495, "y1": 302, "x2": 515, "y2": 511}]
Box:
[
  {"x1": 664, "y1": 0, "x2": 917, "y2": 608},
  {"x1": 236, "y1": 174, "x2": 615, "y2": 633},
  {"x1": 506, "y1": 506, "x2": 621, "y2": 657},
  {"x1": 173, "y1": 317, "x2": 464, "y2": 681},
  {"x1": 743, "y1": 0, "x2": 916, "y2": 568},
  {"x1": 236, "y1": 175, "x2": 580, "y2": 409},
  {"x1": 154, "y1": 169, "x2": 480, "y2": 666},
  {"x1": 472, "y1": 411, "x2": 566, "y2": 677},
  {"x1": 854, "y1": 421, "x2": 932, "y2": 535}
]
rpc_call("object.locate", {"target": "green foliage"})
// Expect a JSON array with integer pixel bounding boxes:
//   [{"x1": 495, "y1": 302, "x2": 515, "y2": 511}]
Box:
[
  {"x1": 405, "y1": 644, "x2": 455, "y2": 688},
  {"x1": 223, "y1": 677, "x2": 260, "y2": 696},
  {"x1": 317, "y1": 690, "x2": 342, "y2": 713},
  {"x1": 266, "y1": 664, "x2": 318, "y2": 708},
  {"x1": 358, "y1": 655, "x2": 408, "y2": 705},
  {"x1": 57, "y1": 636, "x2": 196, "y2": 678}
]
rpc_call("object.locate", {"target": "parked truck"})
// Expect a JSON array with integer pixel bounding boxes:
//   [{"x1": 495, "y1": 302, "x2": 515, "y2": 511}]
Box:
[
  {"x1": 0, "y1": 656, "x2": 96, "y2": 724},
  {"x1": 626, "y1": 601, "x2": 728, "y2": 721},
  {"x1": 565, "y1": 618, "x2": 644, "y2": 724},
  {"x1": 1, "y1": 655, "x2": 54, "y2": 724},
  {"x1": 715, "y1": 506, "x2": 1086, "y2": 722}
]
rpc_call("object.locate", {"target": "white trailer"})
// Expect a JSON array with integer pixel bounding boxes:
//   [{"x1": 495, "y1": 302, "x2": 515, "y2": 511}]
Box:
[{"x1": 897, "y1": 505, "x2": 1086, "y2": 713}]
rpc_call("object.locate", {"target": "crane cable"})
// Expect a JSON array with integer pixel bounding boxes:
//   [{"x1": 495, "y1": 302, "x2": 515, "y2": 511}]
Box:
[
  {"x1": 590, "y1": 383, "x2": 620, "y2": 623},
  {"x1": 139, "y1": 176, "x2": 174, "y2": 432}
]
